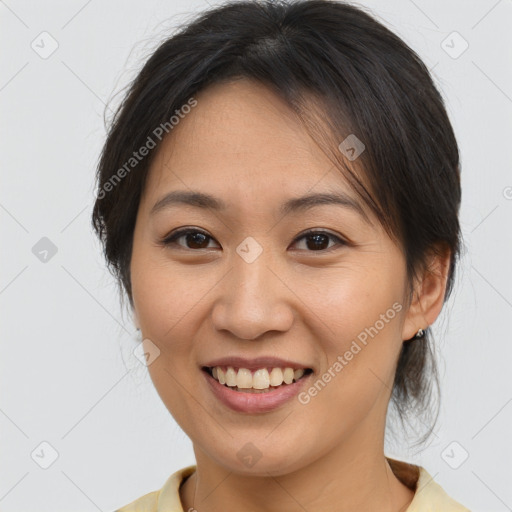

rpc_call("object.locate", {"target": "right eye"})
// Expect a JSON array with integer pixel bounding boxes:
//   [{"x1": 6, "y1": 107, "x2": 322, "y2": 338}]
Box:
[{"x1": 161, "y1": 228, "x2": 220, "y2": 250}]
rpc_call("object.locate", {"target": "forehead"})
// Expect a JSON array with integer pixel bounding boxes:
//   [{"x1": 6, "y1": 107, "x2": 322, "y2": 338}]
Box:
[{"x1": 143, "y1": 78, "x2": 361, "y2": 209}]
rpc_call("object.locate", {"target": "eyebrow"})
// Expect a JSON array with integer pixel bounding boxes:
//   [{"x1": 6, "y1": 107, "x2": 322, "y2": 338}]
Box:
[{"x1": 150, "y1": 189, "x2": 368, "y2": 220}]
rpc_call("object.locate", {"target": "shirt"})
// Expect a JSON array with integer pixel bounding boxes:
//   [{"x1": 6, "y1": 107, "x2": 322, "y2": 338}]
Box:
[{"x1": 114, "y1": 458, "x2": 471, "y2": 511}]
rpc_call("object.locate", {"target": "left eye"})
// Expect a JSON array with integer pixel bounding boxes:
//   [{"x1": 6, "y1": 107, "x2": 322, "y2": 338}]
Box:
[
  {"x1": 292, "y1": 230, "x2": 347, "y2": 251},
  {"x1": 161, "y1": 228, "x2": 347, "y2": 252}
]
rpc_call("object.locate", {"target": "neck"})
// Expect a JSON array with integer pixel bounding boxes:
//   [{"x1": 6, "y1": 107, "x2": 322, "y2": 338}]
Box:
[{"x1": 180, "y1": 438, "x2": 415, "y2": 512}]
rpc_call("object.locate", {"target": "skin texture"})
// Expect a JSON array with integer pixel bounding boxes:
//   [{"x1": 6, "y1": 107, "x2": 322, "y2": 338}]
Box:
[{"x1": 130, "y1": 78, "x2": 450, "y2": 512}]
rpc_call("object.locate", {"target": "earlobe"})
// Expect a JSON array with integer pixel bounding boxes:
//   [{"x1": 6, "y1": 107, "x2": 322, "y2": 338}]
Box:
[
  {"x1": 401, "y1": 248, "x2": 451, "y2": 341},
  {"x1": 133, "y1": 309, "x2": 141, "y2": 331}
]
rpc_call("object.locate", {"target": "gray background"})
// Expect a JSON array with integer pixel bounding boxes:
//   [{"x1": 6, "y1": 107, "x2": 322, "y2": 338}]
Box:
[{"x1": 1, "y1": 0, "x2": 511, "y2": 510}]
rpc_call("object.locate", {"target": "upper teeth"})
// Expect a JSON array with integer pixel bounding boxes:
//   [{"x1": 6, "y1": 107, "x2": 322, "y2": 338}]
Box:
[{"x1": 211, "y1": 366, "x2": 306, "y2": 389}]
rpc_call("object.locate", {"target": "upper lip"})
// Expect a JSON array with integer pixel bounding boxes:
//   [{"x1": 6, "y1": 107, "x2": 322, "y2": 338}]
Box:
[{"x1": 202, "y1": 356, "x2": 312, "y2": 371}]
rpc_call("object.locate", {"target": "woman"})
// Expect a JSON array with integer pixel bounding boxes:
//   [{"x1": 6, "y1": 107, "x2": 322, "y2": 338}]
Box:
[{"x1": 92, "y1": 0, "x2": 470, "y2": 510}]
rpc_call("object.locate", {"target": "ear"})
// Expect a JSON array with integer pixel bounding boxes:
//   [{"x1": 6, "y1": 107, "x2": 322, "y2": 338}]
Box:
[
  {"x1": 401, "y1": 247, "x2": 451, "y2": 341},
  {"x1": 132, "y1": 308, "x2": 141, "y2": 330}
]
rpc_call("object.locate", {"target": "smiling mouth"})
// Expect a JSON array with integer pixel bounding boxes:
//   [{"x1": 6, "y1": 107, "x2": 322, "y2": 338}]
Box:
[{"x1": 202, "y1": 366, "x2": 314, "y2": 393}]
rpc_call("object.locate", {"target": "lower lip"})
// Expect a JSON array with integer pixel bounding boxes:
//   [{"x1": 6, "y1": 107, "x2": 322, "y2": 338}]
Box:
[{"x1": 203, "y1": 369, "x2": 312, "y2": 413}]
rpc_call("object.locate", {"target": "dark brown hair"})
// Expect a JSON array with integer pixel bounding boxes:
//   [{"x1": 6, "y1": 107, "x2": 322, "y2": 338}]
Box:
[{"x1": 92, "y1": 0, "x2": 461, "y2": 442}]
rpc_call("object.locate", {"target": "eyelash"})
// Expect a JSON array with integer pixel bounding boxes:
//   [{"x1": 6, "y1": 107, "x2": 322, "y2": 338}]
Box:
[{"x1": 160, "y1": 228, "x2": 348, "y2": 252}]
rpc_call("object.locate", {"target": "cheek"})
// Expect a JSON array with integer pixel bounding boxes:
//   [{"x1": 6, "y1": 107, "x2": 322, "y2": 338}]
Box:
[
  {"x1": 300, "y1": 263, "x2": 406, "y2": 409},
  {"x1": 130, "y1": 258, "x2": 209, "y2": 425},
  {"x1": 306, "y1": 260, "x2": 405, "y2": 344},
  {"x1": 131, "y1": 248, "x2": 213, "y2": 343}
]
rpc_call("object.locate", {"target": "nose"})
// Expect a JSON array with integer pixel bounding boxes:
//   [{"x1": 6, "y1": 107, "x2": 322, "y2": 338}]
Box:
[{"x1": 210, "y1": 247, "x2": 295, "y2": 340}]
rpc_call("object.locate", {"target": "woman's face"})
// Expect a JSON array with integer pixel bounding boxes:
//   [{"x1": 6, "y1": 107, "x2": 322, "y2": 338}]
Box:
[{"x1": 130, "y1": 79, "x2": 419, "y2": 475}]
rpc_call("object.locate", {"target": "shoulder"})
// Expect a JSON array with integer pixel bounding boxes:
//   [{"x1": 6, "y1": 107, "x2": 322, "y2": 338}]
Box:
[
  {"x1": 387, "y1": 457, "x2": 471, "y2": 511},
  {"x1": 407, "y1": 466, "x2": 471, "y2": 511},
  {"x1": 114, "y1": 465, "x2": 197, "y2": 512},
  {"x1": 114, "y1": 489, "x2": 160, "y2": 512}
]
